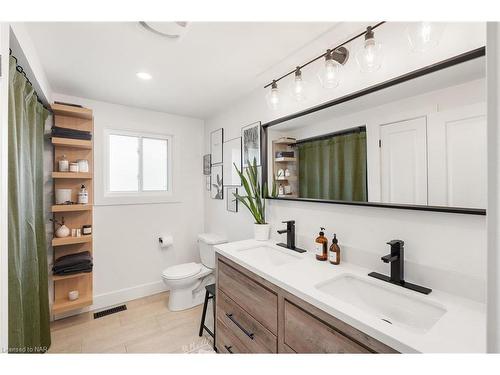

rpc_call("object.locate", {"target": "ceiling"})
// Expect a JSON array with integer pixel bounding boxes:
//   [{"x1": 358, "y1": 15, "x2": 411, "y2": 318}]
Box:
[{"x1": 26, "y1": 22, "x2": 336, "y2": 119}]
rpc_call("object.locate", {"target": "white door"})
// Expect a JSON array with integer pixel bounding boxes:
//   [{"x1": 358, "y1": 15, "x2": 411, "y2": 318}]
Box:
[
  {"x1": 380, "y1": 117, "x2": 428, "y2": 205},
  {"x1": 427, "y1": 103, "x2": 486, "y2": 209}
]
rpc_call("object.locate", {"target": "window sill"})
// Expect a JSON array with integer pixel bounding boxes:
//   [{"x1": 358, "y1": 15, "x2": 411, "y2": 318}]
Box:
[{"x1": 96, "y1": 192, "x2": 180, "y2": 206}]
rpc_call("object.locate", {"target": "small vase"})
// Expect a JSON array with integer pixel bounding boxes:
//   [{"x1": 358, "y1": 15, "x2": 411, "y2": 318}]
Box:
[
  {"x1": 254, "y1": 224, "x2": 270, "y2": 241},
  {"x1": 55, "y1": 224, "x2": 71, "y2": 238}
]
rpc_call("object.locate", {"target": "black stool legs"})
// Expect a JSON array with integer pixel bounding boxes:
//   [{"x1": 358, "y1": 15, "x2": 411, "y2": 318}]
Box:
[{"x1": 199, "y1": 283, "x2": 216, "y2": 345}]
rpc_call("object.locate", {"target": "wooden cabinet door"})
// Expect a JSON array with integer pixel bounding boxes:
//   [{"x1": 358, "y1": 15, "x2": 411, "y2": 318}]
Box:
[{"x1": 284, "y1": 301, "x2": 370, "y2": 353}]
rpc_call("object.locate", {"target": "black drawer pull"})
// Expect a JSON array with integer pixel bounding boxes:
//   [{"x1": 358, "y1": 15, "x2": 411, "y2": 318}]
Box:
[
  {"x1": 225, "y1": 313, "x2": 255, "y2": 340},
  {"x1": 224, "y1": 345, "x2": 233, "y2": 353}
]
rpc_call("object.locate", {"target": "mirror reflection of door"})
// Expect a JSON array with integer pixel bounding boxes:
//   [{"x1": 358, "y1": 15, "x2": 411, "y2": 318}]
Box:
[
  {"x1": 427, "y1": 104, "x2": 486, "y2": 209},
  {"x1": 380, "y1": 117, "x2": 428, "y2": 205}
]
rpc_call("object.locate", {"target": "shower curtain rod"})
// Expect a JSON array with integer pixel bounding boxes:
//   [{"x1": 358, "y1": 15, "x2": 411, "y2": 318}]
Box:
[{"x1": 9, "y1": 49, "x2": 51, "y2": 112}]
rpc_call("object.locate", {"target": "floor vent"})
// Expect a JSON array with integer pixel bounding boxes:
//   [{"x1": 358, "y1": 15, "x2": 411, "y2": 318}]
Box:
[{"x1": 94, "y1": 304, "x2": 127, "y2": 319}]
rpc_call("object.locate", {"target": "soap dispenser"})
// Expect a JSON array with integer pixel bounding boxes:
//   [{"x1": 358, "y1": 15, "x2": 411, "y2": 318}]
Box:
[
  {"x1": 329, "y1": 234, "x2": 341, "y2": 265},
  {"x1": 315, "y1": 227, "x2": 328, "y2": 261}
]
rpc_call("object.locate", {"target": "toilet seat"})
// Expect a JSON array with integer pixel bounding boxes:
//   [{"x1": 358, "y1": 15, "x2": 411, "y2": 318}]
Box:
[{"x1": 162, "y1": 262, "x2": 202, "y2": 280}]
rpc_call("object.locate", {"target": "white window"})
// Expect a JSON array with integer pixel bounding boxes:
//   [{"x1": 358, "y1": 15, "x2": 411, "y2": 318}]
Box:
[{"x1": 105, "y1": 130, "x2": 172, "y2": 198}]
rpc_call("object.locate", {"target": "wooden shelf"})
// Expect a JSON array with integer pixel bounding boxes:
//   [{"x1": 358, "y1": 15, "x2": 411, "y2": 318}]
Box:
[
  {"x1": 53, "y1": 294, "x2": 93, "y2": 314},
  {"x1": 278, "y1": 194, "x2": 298, "y2": 198},
  {"x1": 52, "y1": 236, "x2": 92, "y2": 247},
  {"x1": 52, "y1": 172, "x2": 92, "y2": 179},
  {"x1": 53, "y1": 272, "x2": 92, "y2": 281},
  {"x1": 52, "y1": 204, "x2": 92, "y2": 213},
  {"x1": 276, "y1": 176, "x2": 297, "y2": 181},
  {"x1": 275, "y1": 157, "x2": 296, "y2": 162},
  {"x1": 52, "y1": 137, "x2": 92, "y2": 149},
  {"x1": 51, "y1": 103, "x2": 93, "y2": 120}
]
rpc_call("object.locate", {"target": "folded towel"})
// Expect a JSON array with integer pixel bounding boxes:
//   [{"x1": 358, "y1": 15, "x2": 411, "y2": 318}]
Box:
[
  {"x1": 53, "y1": 264, "x2": 93, "y2": 276},
  {"x1": 52, "y1": 251, "x2": 93, "y2": 274},
  {"x1": 51, "y1": 126, "x2": 92, "y2": 140}
]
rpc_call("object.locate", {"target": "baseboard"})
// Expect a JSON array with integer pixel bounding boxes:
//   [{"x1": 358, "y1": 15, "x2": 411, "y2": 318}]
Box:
[{"x1": 53, "y1": 281, "x2": 168, "y2": 320}]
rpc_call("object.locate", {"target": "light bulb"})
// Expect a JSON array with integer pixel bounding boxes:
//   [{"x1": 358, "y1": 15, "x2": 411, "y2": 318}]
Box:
[
  {"x1": 290, "y1": 67, "x2": 308, "y2": 101},
  {"x1": 317, "y1": 49, "x2": 341, "y2": 89},
  {"x1": 265, "y1": 80, "x2": 280, "y2": 110},
  {"x1": 355, "y1": 26, "x2": 383, "y2": 73},
  {"x1": 406, "y1": 22, "x2": 445, "y2": 52}
]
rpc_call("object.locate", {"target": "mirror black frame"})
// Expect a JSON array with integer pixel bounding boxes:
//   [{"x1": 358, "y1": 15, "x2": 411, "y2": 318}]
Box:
[{"x1": 261, "y1": 47, "x2": 486, "y2": 216}]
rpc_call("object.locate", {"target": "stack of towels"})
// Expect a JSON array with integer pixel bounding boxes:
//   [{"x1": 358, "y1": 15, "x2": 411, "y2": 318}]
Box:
[
  {"x1": 52, "y1": 251, "x2": 93, "y2": 276},
  {"x1": 52, "y1": 126, "x2": 92, "y2": 140}
]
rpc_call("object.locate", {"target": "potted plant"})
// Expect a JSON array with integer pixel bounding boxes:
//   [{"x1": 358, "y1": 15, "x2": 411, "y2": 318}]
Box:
[{"x1": 234, "y1": 158, "x2": 277, "y2": 241}]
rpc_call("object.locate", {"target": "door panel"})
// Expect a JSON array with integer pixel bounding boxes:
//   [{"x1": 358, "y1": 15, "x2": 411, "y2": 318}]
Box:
[
  {"x1": 380, "y1": 117, "x2": 428, "y2": 205},
  {"x1": 427, "y1": 103, "x2": 486, "y2": 208}
]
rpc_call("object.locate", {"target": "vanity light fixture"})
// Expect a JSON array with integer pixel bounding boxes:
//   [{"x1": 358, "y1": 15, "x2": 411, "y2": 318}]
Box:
[
  {"x1": 317, "y1": 47, "x2": 349, "y2": 89},
  {"x1": 136, "y1": 72, "x2": 152, "y2": 80},
  {"x1": 263, "y1": 22, "x2": 385, "y2": 105},
  {"x1": 406, "y1": 22, "x2": 445, "y2": 53},
  {"x1": 266, "y1": 80, "x2": 280, "y2": 110},
  {"x1": 290, "y1": 66, "x2": 308, "y2": 101},
  {"x1": 355, "y1": 26, "x2": 383, "y2": 73}
]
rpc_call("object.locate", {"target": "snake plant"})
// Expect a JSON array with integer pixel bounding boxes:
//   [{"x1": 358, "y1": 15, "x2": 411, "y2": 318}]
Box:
[{"x1": 233, "y1": 157, "x2": 278, "y2": 224}]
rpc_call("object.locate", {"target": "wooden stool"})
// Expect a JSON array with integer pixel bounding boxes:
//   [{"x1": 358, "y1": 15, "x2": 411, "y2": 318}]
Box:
[{"x1": 198, "y1": 283, "x2": 216, "y2": 345}]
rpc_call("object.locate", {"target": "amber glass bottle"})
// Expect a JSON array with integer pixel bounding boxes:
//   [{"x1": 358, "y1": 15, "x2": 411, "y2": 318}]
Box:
[
  {"x1": 315, "y1": 227, "x2": 328, "y2": 261},
  {"x1": 329, "y1": 234, "x2": 341, "y2": 265}
]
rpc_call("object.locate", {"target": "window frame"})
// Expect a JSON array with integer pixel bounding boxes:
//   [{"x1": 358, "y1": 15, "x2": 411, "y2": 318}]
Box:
[{"x1": 104, "y1": 128, "x2": 173, "y2": 200}]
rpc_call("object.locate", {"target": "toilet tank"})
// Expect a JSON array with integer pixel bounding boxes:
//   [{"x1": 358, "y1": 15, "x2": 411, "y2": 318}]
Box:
[{"x1": 198, "y1": 233, "x2": 227, "y2": 269}]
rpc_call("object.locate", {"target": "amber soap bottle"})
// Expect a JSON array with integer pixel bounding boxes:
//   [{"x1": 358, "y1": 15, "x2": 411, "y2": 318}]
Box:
[
  {"x1": 315, "y1": 227, "x2": 328, "y2": 261},
  {"x1": 329, "y1": 234, "x2": 341, "y2": 265}
]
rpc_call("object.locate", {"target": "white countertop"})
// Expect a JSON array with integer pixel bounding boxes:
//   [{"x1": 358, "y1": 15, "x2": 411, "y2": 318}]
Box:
[{"x1": 215, "y1": 239, "x2": 486, "y2": 353}]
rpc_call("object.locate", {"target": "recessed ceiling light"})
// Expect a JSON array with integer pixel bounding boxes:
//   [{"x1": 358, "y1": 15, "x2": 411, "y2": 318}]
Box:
[{"x1": 136, "y1": 72, "x2": 152, "y2": 80}]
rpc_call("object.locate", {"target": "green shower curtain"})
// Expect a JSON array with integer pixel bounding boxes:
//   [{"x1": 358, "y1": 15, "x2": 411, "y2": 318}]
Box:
[
  {"x1": 8, "y1": 57, "x2": 51, "y2": 353},
  {"x1": 298, "y1": 130, "x2": 367, "y2": 202}
]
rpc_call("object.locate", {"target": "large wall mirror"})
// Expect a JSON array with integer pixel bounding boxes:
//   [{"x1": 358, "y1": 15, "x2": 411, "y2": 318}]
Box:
[{"x1": 263, "y1": 48, "x2": 486, "y2": 215}]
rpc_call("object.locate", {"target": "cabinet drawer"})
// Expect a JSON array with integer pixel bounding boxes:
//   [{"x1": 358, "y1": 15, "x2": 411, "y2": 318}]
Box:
[
  {"x1": 216, "y1": 318, "x2": 250, "y2": 354},
  {"x1": 218, "y1": 259, "x2": 277, "y2": 334},
  {"x1": 284, "y1": 301, "x2": 370, "y2": 353},
  {"x1": 217, "y1": 290, "x2": 277, "y2": 353}
]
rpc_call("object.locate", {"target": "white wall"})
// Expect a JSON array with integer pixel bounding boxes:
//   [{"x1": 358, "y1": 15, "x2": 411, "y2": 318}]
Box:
[
  {"x1": 52, "y1": 93, "x2": 205, "y2": 314},
  {"x1": 204, "y1": 22, "x2": 487, "y2": 302},
  {"x1": 487, "y1": 22, "x2": 500, "y2": 353}
]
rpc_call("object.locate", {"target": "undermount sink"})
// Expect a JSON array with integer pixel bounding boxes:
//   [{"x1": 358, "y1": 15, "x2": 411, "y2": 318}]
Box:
[
  {"x1": 315, "y1": 274, "x2": 447, "y2": 333},
  {"x1": 236, "y1": 245, "x2": 303, "y2": 267}
]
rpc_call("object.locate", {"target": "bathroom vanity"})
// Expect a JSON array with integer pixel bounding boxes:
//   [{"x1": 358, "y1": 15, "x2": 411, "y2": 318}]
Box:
[{"x1": 214, "y1": 240, "x2": 486, "y2": 353}]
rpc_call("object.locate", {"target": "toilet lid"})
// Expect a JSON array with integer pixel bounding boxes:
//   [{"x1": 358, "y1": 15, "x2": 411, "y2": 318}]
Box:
[{"x1": 162, "y1": 262, "x2": 202, "y2": 280}]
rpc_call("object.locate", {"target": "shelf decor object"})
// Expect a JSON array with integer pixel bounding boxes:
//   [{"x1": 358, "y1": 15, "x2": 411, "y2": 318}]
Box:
[{"x1": 50, "y1": 103, "x2": 94, "y2": 315}]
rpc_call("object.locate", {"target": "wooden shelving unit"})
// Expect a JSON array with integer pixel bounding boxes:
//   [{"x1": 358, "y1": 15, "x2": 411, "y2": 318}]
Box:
[
  {"x1": 51, "y1": 103, "x2": 94, "y2": 316},
  {"x1": 51, "y1": 204, "x2": 92, "y2": 213},
  {"x1": 52, "y1": 172, "x2": 93, "y2": 179},
  {"x1": 272, "y1": 137, "x2": 299, "y2": 198}
]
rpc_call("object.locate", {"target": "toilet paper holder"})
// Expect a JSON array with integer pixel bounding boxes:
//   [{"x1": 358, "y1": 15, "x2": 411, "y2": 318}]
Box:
[{"x1": 158, "y1": 235, "x2": 173, "y2": 248}]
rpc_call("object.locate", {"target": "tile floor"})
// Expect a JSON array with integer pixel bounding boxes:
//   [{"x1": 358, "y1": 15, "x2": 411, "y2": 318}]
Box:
[{"x1": 49, "y1": 291, "x2": 215, "y2": 353}]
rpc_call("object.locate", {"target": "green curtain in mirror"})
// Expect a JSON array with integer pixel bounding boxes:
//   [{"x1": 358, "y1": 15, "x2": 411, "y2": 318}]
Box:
[
  {"x1": 8, "y1": 57, "x2": 51, "y2": 352},
  {"x1": 298, "y1": 130, "x2": 367, "y2": 202}
]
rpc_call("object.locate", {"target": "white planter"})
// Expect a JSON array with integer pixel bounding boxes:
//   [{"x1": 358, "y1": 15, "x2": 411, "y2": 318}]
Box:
[{"x1": 254, "y1": 224, "x2": 270, "y2": 241}]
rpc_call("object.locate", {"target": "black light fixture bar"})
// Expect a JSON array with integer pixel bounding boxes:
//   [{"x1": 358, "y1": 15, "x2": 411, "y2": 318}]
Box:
[{"x1": 263, "y1": 21, "x2": 386, "y2": 89}]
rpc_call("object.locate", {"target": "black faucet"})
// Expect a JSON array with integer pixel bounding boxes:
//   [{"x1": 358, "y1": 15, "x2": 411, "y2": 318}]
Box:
[
  {"x1": 277, "y1": 220, "x2": 306, "y2": 253},
  {"x1": 368, "y1": 240, "x2": 432, "y2": 295}
]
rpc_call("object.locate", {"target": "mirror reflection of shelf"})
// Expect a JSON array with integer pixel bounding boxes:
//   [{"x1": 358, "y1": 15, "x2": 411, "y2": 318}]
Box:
[{"x1": 272, "y1": 137, "x2": 298, "y2": 198}]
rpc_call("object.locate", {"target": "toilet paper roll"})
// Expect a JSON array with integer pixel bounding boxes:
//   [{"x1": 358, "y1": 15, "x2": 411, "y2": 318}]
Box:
[{"x1": 158, "y1": 235, "x2": 173, "y2": 248}]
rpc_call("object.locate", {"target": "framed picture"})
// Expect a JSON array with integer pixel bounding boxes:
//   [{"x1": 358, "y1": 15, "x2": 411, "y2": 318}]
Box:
[
  {"x1": 226, "y1": 188, "x2": 238, "y2": 212},
  {"x1": 210, "y1": 128, "x2": 224, "y2": 165},
  {"x1": 211, "y1": 164, "x2": 223, "y2": 199},
  {"x1": 223, "y1": 137, "x2": 242, "y2": 186},
  {"x1": 205, "y1": 175, "x2": 211, "y2": 191},
  {"x1": 242, "y1": 121, "x2": 261, "y2": 167},
  {"x1": 203, "y1": 154, "x2": 211, "y2": 175}
]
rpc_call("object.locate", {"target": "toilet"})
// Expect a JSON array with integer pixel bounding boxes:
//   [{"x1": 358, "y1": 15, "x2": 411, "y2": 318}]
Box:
[{"x1": 162, "y1": 233, "x2": 227, "y2": 311}]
